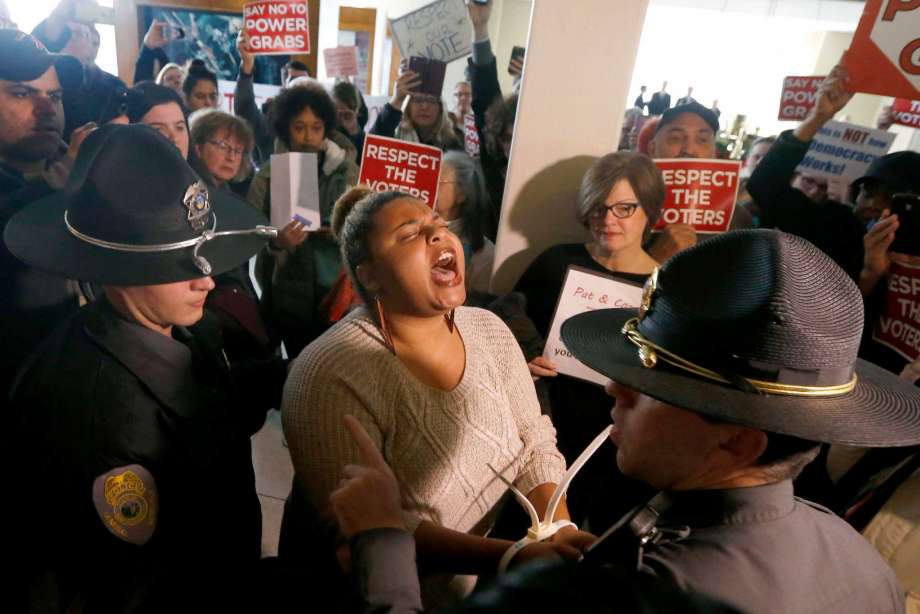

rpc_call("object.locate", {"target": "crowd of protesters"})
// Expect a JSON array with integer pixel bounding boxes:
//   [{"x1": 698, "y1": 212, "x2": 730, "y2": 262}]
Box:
[{"x1": 2, "y1": 0, "x2": 920, "y2": 612}]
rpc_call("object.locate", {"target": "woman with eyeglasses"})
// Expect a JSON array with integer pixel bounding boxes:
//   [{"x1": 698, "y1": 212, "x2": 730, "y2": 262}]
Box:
[
  {"x1": 370, "y1": 63, "x2": 462, "y2": 151},
  {"x1": 514, "y1": 151, "x2": 665, "y2": 529},
  {"x1": 189, "y1": 109, "x2": 254, "y2": 195}
]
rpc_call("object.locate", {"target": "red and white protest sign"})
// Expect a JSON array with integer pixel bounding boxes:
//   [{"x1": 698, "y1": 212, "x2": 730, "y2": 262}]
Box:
[
  {"x1": 323, "y1": 46, "x2": 359, "y2": 78},
  {"x1": 843, "y1": 0, "x2": 920, "y2": 101},
  {"x1": 778, "y1": 76, "x2": 824, "y2": 121},
  {"x1": 243, "y1": 0, "x2": 310, "y2": 55},
  {"x1": 653, "y1": 159, "x2": 740, "y2": 234},
  {"x1": 892, "y1": 98, "x2": 920, "y2": 129},
  {"x1": 463, "y1": 114, "x2": 480, "y2": 157},
  {"x1": 359, "y1": 135, "x2": 443, "y2": 207},
  {"x1": 873, "y1": 261, "x2": 920, "y2": 362}
]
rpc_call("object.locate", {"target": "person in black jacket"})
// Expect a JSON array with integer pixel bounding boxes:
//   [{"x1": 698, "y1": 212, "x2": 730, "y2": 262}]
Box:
[
  {"x1": 0, "y1": 29, "x2": 89, "y2": 418},
  {"x1": 746, "y1": 63, "x2": 871, "y2": 282},
  {"x1": 4, "y1": 124, "x2": 282, "y2": 613},
  {"x1": 466, "y1": 0, "x2": 517, "y2": 240}
]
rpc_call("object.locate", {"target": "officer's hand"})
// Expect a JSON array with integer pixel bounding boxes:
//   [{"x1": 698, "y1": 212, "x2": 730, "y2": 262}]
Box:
[
  {"x1": 508, "y1": 540, "x2": 581, "y2": 570},
  {"x1": 550, "y1": 526, "x2": 597, "y2": 552},
  {"x1": 330, "y1": 415, "x2": 405, "y2": 540},
  {"x1": 647, "y1": 223, "x2": 697, "y2": 263}
]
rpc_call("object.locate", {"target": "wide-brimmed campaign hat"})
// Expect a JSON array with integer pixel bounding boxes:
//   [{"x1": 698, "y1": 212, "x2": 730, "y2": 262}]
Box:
[
  {"x1": 0, "y1": 28, "x2": 83, "y2": 92},
  {"x1": 561, "y1": 230, "x2": 920, "y2": 447},
  {"x1": 4, "y1": 124, "x2": 276, "y2": 285}
]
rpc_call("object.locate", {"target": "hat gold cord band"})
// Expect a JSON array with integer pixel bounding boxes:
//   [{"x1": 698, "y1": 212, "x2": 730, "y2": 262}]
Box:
[
  {"x1": 63, "y1": 210, "x2": 278, "y2": 275},
  {"x1": 621, "y1": 318, "x2": 857, "y2": 397}
]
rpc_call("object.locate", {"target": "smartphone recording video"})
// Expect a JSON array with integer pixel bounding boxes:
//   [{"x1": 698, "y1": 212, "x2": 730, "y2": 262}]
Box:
[{"x1": 890, "y1": 193, "x2": 920, "y2": 257}]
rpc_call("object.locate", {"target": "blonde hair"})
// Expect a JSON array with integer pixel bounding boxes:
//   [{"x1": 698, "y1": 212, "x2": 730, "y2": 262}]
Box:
[{"x1": 156, "y1": 63, "x2": 183, "y2": 85}]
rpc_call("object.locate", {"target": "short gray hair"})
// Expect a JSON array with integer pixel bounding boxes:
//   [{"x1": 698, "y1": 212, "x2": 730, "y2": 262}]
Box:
[{"x1": 442, "y1": 151, "x2": 492, "y2": 251}]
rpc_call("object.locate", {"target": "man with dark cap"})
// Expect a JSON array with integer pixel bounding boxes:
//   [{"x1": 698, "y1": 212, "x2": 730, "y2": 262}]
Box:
[
  {"x1": 321, "y1": 229, "x2": 920, "y2": 613},
  {"x1": 747, "y1": 63, "x2": 919, "y2": 284},
  {"x1": 4, "y1": 124, "x2": 284, "y2": 612},
  {"x1": 0, "y1": 28, "x2": 91, "y2": 418},
  {"x1": 645, "y1": 100, "x2": 753, "y2": 262}
]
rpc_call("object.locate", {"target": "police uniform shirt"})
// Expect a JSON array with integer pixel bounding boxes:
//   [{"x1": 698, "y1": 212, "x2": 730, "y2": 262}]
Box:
[
  {"x1": 8, "y1": 298, "x2": 270, "y2": 613},
  {"x1": 638, "y1": 481, "x2": 905, "y2": 614}
]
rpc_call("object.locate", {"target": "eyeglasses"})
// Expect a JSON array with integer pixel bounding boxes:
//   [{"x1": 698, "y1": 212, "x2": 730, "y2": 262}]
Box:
[
  {"x1": 206, "y1": 140, "x2": 244, "y2": 157},
  {"x1": 589, "y1": 202, "x2": 639, "y2": 220}
]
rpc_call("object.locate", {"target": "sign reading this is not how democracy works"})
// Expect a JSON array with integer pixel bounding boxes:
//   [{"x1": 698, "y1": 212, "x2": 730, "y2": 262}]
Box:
[{"x1": 796, "y1": 120, "x2": 895, "y2": 183}]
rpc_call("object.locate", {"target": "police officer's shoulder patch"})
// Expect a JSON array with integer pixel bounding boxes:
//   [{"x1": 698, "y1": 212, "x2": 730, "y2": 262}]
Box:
[{"x1": 92, "y1": 464, "x2": 158, "y2": 545}]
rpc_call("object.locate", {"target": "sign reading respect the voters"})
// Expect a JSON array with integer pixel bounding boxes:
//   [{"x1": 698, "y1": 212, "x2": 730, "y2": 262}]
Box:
[
  {"x1": 652, "y1": 159, "x2": 740, "y2": 234},
  {"x1": 844, "y1": 0, "x2": 920, "y2": 100},
  {"x1": 873, "y1": 261, "x2": 920, "y2": 362},
  {"x1": 795, "y1": 120, "x2": 896, "y2": 183},
  {"x1": 545, "y1": 267, "x2": 643, "y2": 386},
  {"x1": 323, "y1": 46, "x2": 359, "y2": 78},
  {"x1": 270, "y1": 152, "x2": 321, "y2": 229},
  {"x1": 778, "y1": 76, "x2": 824, "y2": 121},
  {"x1": 243, "y1": 0, "x2": 310, "y2": 55},
  {"x1": 389, "y1": 0, "x2": 471, "y2": 63},
  {"x1": 358, "y1": 135, "x2": 443, "y2": 207},
  {"x1": 892, "y1": 98, "x2": 920, "y2": 129}
]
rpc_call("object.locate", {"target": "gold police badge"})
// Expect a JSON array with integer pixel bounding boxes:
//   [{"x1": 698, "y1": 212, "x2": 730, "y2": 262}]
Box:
[
  {"x1": 183, "y1": 181, "x2": 211, "y2": 232},
  {"x1": 638, "y1": 267, "x2": 659, "y2": 321},
  {"x1": 105, "y1": 469, "x2": 149, "y2": 527}
]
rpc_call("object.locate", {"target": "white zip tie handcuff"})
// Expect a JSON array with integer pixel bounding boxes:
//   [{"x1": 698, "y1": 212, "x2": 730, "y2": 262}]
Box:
[{"x1": 490, "y1": 424, "x2": 612, "y2": 574}]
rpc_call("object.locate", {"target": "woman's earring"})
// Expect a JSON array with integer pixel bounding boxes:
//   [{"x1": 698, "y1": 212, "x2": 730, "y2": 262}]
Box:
[
  {"x1": 445, "y1": 309, "x2": 456, "y2": 333},
  {"x1": 375, "y1": 296, "x2": 396, "y2": 355}
]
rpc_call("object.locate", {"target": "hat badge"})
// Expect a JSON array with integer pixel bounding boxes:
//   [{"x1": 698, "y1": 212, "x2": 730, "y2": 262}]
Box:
[
  {"x1": 638, "y1": 267, "x2": 659, "y2": 321},
  {"x1": 183, "y1": 181, "x2": 211, "y2": 232}
]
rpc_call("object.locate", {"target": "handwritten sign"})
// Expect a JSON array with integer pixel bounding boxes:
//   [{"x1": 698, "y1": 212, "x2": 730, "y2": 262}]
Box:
[
  {"x1": 358, "y1": 135, "x2": 443, "y2": 207},
  {"x1": 270, "y1": 152, "x2": 321, "y2": 228},
  {"x1": 463, "y1": 113, "x2": 480, "y2": 157},
  {"x1": 389, "y1": 0, "x2": 471, "y2": 64},
  {"x1": 873, "y1": 261, "x2": 920, "y2": 362},
  {"x1": 844, "y1": 0, "x2": 920, "y2": 100},
  {"x1": 892, "y1": 98, "x2": 920, "y2": 129},
  {"x1": 243, "y1": 0, "x2": 310, "y2": 55},
  {"x1": 778, "y1": 75, "x2": 824, "y2": 121},
  {"x1": 544, "y1": 266, "x2": 643, "y2": 386},
  {"x1": 653, "y1": 159, "x2": 740, "y2": 234},
  {"x1": 218, "y1": 79, "x2": 280, "y2": 114},
  {"x1": 323, "y1": 46, "x2": 359, "y2": 78},
  {"x1": 796, "y1": 120, "x2": 896, "y2": 183}
]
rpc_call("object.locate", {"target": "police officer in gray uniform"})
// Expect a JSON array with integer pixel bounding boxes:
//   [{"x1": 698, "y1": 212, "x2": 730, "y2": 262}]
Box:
[{"x1": 4, "y1": 124, "x2": 283, "y2": 613}]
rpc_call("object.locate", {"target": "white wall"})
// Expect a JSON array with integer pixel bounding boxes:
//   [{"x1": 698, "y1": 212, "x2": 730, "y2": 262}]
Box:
[{"x1": 491, "y1": 0, "x2": 649, "y2": 293}]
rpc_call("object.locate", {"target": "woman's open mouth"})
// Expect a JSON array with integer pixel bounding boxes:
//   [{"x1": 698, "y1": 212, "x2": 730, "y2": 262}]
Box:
[{"x1": 431, "y1": 248, "x2": 462, "y2": 287}]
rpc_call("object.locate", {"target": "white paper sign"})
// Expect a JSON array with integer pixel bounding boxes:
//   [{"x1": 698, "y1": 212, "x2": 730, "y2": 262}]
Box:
[
  {"x1": 389, "y1": 0, "x2": 471, "y2": 63},
  {"x1": 796, "y1": 120, "x2": 896, "y2": 183},
  {"x1": 543, "y1": 266, "x2": 643, "y2": 386},
  {"x1": 269, "y1": 152, "x2": 321, "y2": 229}
]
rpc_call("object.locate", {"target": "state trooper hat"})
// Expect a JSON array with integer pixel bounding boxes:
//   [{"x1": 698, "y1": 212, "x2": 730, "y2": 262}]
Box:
[
  {"x1": 562, "y1": 230, "x2": 920, "y2": 447},
  {"x1": 4, "y1": 124, "x2": 276, "y2": 285}
]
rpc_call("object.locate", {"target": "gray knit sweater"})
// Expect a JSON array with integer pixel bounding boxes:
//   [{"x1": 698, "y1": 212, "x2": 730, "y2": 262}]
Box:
[{"x1": 282, "y1": 306, "x2": 566, "y2": 534}]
